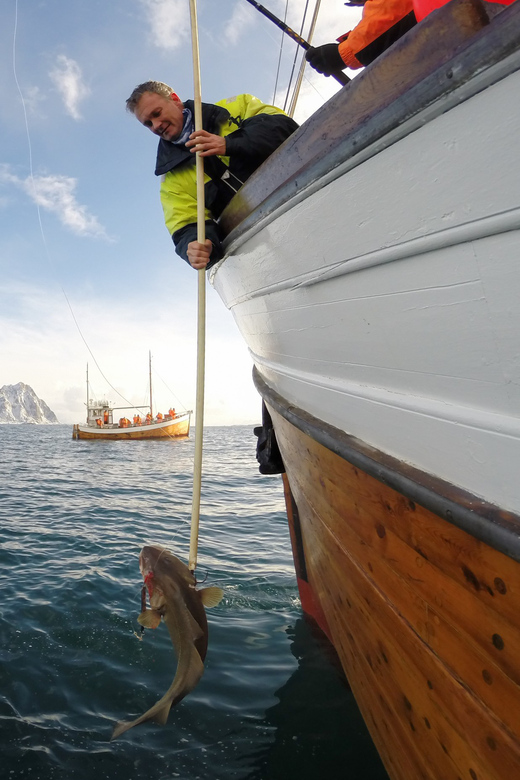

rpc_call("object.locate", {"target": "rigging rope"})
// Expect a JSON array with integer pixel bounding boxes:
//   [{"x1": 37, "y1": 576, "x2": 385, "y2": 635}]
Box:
[
  {"x1": 272, "y1": 0, "x2": 289, "y2": 104},
  {"x1": 283, "y1": 0, "x2": 311, "y2": 112}
]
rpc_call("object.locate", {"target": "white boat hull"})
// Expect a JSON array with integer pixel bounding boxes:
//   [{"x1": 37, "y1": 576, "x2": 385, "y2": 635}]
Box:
[{"x1": 212, "y1": 32, "x2": 520, "y2": 513}]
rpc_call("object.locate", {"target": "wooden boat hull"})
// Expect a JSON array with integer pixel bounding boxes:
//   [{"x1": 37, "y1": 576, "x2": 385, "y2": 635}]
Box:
[
  {"x1": 72, "y1": 414, "x2": 190, "y2": 440},
  {"x1": 210, "y1": 3, "x2": 520, "y2": 778},
  {"x1": 266, "y1": 378, "x2": 520, "y2": 780}
]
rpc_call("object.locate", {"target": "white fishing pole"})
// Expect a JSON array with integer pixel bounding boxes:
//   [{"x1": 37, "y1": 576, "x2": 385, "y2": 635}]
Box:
[{"x1": 188, "y1": 0, "x2": 205, "y2": 574}]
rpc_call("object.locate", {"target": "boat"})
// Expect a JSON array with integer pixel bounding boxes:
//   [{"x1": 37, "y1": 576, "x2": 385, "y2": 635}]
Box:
[
  {"x1": 210, "y1": 1, "x2": 520, "y2": 778},
  {"x1": 72, "y1": 356, "x2": 191, "y2": 440}
]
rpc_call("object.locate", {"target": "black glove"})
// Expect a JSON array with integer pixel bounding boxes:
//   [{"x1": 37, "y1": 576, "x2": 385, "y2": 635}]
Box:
[{"x1": 305, "y1": 44, "x2": 345, "y2": 76}]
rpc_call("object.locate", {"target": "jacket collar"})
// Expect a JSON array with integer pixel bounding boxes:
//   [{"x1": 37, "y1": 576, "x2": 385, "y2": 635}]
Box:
[{"x1": 154, "y1": 100, "x2": 231, "y2": 176}]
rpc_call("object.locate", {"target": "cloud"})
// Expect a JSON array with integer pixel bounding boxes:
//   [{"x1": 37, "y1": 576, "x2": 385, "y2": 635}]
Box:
[
  {"x1": 22, "y1": 85, "x2": 46, "y2": 116},
  {"x1": 223, "y1": 2, "x2": 255, "y2": 46},
  {"x1": 0, "y1": 281, "x2": 259, "y2": 425},
  {"x1": 49, "y1": 55, "x2": 90, "y2": 120},
  {"x1": 140, "y1": 0, "x2": 190, "y2": 50},
  {"x1": 0, "y1": 166, "x2": 109, "y2": 239}
]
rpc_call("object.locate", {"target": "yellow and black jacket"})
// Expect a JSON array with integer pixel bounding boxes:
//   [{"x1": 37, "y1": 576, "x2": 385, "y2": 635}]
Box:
[{"x1": 155, "y1": 94, "x2": 298, "y2": 264}]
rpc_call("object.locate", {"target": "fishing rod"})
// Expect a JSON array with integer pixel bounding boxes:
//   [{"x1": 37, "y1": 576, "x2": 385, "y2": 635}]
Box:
[{"x1": 244, "y1": 0, "x2": 350, "y2": 87}]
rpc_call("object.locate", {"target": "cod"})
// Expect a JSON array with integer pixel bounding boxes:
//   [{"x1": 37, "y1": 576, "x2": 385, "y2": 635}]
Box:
[{"x1": 112, "y1": 544, "x2": 223, "y2": 740}]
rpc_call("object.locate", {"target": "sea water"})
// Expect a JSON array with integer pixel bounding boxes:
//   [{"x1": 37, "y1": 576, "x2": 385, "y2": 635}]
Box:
[{"x1": 0, "y1": 424, "x2": 389, "y2": 780}]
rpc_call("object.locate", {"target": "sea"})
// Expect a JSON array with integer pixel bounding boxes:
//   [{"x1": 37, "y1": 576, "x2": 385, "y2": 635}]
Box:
[{"x1": 1, "y1": 423, "x2": 389, "y2": 780}]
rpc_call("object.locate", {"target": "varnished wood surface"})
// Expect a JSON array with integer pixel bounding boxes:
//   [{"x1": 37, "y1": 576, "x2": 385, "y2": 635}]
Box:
[
  {"x1": 271, "y1": 407, "x2": 520, "y2": 780},
  {"x1": 74, "y1": 418, "x2": 190, "y2": 440}
]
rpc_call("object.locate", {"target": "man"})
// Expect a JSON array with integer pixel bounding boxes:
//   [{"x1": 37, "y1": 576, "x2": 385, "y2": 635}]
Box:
[
  {"x1": 306, "y1": 0, "x2": 416, "y2": 75},
  {"x1": 126, "y1": 81, "x2": 298, "y2": 270}
]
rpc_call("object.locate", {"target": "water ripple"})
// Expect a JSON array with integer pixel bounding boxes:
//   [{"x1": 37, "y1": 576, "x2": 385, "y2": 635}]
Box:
[{"x1": 0, "y1": 424, "x2": 388, "y2": 780}]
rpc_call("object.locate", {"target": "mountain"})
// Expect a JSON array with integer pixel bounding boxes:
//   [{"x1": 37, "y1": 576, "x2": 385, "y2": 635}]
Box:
[{"x1": 0, "y1": 383, "x2": 59, "y2": 424}]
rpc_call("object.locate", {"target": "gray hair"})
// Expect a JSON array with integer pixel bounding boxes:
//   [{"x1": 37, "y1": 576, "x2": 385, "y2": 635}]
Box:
[{"x1": 126, "y1": 81, "x2": 175, "y2": 113}]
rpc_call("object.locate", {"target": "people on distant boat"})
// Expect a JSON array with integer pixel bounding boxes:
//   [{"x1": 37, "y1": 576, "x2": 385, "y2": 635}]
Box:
[
  {"x1": 126, "y1": 82, "x2": 299, "y2": 270},
  {"x1": 168, "y1": 407, "x2": 176, "y2": 419},
  {"x1": 305, "y1": 0, "x2": 416, "y2": 75},
  {"x1": 119, "y1": 417, "x2": 131, "y2": 428},
  {"x1": 96, "y1": 418, "x2": 102, "y2": 428},
  {"x1": 145, "y1": 412, "x2": 152, "y2": 424},
  {"x1": 156, "y1": 412, "x2": 163, "y2": 421},
  {"x1": 104, "y1": 410, "x2": 109, "y2": 425},
  {"x1": 133, "y1": 414, "x2": 141, "y2": 425}
]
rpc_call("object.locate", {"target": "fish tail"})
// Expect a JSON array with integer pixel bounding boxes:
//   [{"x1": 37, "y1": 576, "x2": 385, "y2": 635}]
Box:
[{"x1": 110, "y1": 649, "x2": 204, "y2": 740}]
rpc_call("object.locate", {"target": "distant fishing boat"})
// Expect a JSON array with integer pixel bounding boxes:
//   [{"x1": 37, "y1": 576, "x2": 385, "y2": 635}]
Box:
[
  {"x1": 72, "y1": 354, "x2": 191, "y2": 441},
  {"x1": 212, "y1": 2, "x2": 520, "y2": 778}
]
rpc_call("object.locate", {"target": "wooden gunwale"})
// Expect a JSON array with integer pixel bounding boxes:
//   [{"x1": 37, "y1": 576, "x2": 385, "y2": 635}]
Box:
[
  {"x1": 218, "y1": 0, "x2": 520, "y2": 248},
  {"x1": 253, "y1": 367, "x2": 520, "y2": 562}
]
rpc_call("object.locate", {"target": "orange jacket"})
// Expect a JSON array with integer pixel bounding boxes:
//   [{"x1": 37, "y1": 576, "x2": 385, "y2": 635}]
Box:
[
  {"x1": 338, "y1": 0, "x2": 415, "y2": 69},
  {"x1": 413, "y1": 0, "x2": 514, "y2": 20}
]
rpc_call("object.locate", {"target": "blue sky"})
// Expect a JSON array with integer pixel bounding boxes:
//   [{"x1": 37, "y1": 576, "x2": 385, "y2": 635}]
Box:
[{"x1": 0, "y1": 0, "x2": 361, "y2": 425}]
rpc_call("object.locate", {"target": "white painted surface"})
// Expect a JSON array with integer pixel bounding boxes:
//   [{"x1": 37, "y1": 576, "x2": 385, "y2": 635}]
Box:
[{"x1": 213, "y1": 62, "x2": 520, "y2": 513}]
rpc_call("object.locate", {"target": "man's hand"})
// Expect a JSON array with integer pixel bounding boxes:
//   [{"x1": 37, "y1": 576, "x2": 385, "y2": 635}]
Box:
[
  {"x1": 186, "y1": 130, "x2": 226, "y2": 157},
  {"x1": 305, "y1": 44, "x2": 345, "y2": 76},
  {"x1": 187, "y1": 239, "x2": 213, "y2": 270}
]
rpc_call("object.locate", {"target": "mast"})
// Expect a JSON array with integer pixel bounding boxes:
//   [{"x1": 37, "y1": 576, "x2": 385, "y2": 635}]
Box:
[
  {"x1": 148, "y1": 350, "x2": 153, "y2": 419},
  {"x1": 86, "y1": 363, "x2": 89, "y2": 422}
]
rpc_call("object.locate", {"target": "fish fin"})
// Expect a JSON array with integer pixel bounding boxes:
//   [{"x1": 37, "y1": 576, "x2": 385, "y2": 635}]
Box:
[
  {"x1": 199, "y1": 586, "x2": 224, "y2": 608},
  {"x1": 137, "y1": 609, "x2": 162, "y2": 629}
]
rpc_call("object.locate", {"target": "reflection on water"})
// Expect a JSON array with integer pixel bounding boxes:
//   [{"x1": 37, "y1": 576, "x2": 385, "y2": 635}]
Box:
[{"x1": 244, "y1": 618, "x2": 389, "y2": 780}]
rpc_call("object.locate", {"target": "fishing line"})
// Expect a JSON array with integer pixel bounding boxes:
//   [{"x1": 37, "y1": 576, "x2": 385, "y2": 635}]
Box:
[
  {"x1": 272, "y1": 0, "x2": 289, "y2": 103},
  {"x1": 282, "y1": 0, "x2": 311, "y2": 112},
  {"x1": 11, "y1": 0, "x2": 149, "y2": 415}
]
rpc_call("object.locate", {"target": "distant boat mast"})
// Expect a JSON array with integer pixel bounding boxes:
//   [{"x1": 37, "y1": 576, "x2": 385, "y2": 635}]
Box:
[{"x1": 149, "y1": 350, "x2": 153, "y2": 419}]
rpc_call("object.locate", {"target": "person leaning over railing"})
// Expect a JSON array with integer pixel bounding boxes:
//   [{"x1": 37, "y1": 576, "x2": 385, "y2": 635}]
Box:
[{"x1": 126, "y1": 81, "x2": 298, "y2": 270}]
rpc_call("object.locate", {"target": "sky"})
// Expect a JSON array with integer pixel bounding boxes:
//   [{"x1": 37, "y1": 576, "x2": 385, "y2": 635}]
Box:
[{"x1": 0, "y1": 0, "x2": 362, "y2": 426}]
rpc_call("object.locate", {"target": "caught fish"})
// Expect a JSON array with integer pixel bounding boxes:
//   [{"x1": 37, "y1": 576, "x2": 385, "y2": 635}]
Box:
[{"x1": 111, "y1": 544, "x2": 223, "y2": 740}]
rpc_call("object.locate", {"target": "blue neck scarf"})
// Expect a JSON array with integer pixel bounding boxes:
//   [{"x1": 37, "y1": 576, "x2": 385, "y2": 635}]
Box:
[{"x1": 172, "y1": 108, "x2": 194, "y2": 146}]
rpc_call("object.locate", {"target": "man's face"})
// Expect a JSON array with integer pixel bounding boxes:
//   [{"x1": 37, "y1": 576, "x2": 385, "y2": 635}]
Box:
[{"x1": 135, "y1": 92, "x2": 184, "y2": 142}]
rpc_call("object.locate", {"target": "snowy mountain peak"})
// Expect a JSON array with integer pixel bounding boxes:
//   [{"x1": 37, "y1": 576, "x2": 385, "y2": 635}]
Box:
[{"x1": 0, "y1": 383, "x2": 59, "y2": 424}]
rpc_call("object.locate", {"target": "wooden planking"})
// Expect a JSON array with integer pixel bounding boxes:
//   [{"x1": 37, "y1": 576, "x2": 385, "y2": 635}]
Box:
[
  {"x1": 272, "y1": 408, "x2": 520, "y2": 780},
  {"x1": 292, "y1": 475, "x2": 498, "y2": 780},
  {"x1": 275, "y1": 410, "x2": 520, "y2": 684},
  {"x1": 314, "y1": 523, "x2": 519, "y2": 780}
]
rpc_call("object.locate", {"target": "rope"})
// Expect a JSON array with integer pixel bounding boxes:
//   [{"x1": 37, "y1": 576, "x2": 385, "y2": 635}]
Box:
[
  {"x1": 272, "y1": 0, "x2": 289, "y2": 104},
  {"x1": 287, "y1": 0, "x2": 322, "y2": 117},
  {"x1": 188, "y1": 0, "x2": 206, "y2": 574},
  {"x1": 283, "y1": 0, "x2": 311, "y2": 112}
]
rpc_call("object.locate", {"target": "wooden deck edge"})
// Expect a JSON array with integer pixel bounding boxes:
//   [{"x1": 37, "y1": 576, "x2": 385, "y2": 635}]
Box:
[
  {"x1": 253, "y1": 367, "x2": 520, "y2": 563},
  {"x1": 219, "y1": 0, "x2": 520, "y2": 244}
]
